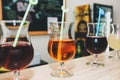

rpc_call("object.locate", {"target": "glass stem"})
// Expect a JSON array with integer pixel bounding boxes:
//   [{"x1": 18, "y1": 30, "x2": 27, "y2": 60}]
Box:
[
  {"x1": 58, "y1": 62, "x2": 73, "y2": 77},
  {"x1": 60, "y1": 62, "x2": 64, "y2": 71},
  {"x1": 93, "y1": 54, "x2": 98, "y2": 63},
  {"x1": 115, "y1": 50, "x2": 120, "y2": 60},
  {"x1": 14, "y1": 70, "x2": 20, "y2": 80}
]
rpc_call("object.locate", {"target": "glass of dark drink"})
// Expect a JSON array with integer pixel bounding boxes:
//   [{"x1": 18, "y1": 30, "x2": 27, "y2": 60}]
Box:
[
  {"x1": 0, "y1": 20, "x2": 34, "y2": 80},
  {"x1": 85, "y1": 23, "x2": 108, "y2": 66},
  {"x1": 48, "y1": 22, "x2": 76, "y2": 78}
]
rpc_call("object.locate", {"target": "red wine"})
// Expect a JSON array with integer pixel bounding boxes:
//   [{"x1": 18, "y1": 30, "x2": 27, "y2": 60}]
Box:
[
  {"x1": 0, "y1": 41, "x2": 34, "y2": 71},
  {"x1": 85, "y1": 36, "x2": 107, "y2": 54}
]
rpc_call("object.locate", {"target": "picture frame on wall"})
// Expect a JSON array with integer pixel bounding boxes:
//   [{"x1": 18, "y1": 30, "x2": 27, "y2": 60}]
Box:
[
  {"x1": 0, "y1": 0, "x2": 63, "y2": 35},
  {"x1": 74, "y1": 4, "x2": 91, "y2": 58},
  {"x1": 93, "y1": 3, "x2": 113, "y2": 23}
]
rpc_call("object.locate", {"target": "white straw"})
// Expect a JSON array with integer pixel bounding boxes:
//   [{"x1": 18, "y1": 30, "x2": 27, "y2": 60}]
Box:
[
  {"x1": 60, "y1": 0, "x2": 68, "y2": 40},
  {"x1": 57, "y1": 0, "x2": 68, "y2": 60}
]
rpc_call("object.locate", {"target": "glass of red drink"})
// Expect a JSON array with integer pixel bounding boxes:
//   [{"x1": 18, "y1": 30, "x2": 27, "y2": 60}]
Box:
[
  {"x1": 85, "y1": 23, "x2": 108, "y2": 66},
  {"x1": 48, "y1": 22, "x2": 76, "y2": 77},
  {"x1": 0, "y1": 20, "x2": 34, "y2": 80}
]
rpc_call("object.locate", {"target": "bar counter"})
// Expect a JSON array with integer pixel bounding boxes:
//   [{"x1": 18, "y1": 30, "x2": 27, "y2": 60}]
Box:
[{"x1": 0, "y1": 51, "x2": 120, "y2": 80}]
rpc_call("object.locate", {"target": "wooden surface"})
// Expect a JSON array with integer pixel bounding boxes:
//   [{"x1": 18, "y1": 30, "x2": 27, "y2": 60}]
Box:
[{"x1": 0, "y1": 51, "x2": 120, "y2": 80}]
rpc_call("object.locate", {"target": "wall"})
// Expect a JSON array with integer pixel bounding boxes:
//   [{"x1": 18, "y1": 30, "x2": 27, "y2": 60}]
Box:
[
  {"x1": 30, "y1": 35, "x2": 56, "y2": 63},
  {"x1": 66, "y1": 0, "x2": 120, "y2": 23},
  {"x1": 31, "y1": 0, "x2": 120, "y2": 63}
]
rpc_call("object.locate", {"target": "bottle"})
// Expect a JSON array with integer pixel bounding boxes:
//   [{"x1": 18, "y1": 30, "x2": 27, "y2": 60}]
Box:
[
  {"x1": 75, "y1": 42, "x2": 81, "y2": 58},
  {"x1": 74, "y1": 38, "x2": 90, "y2": 58}
]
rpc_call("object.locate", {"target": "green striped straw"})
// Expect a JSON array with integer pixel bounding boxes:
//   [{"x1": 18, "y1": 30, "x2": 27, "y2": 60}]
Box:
[{"x1": 13, "y1": 0, "x2": 38, "y2": 47}]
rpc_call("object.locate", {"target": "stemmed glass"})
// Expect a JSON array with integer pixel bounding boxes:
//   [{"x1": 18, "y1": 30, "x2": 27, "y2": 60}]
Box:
[
  {"x1": 85, "y1": 23, "x2": 108, "y2": 66},
  {"x1": 48, "y1": 22, "x2": 76, "y2": 77},
  {"x1": 0, "y1": 20, "x2": 34, "y2": 80},
  {"x1": 108, "y1": 23, "x2": 120, "y2": 60}
]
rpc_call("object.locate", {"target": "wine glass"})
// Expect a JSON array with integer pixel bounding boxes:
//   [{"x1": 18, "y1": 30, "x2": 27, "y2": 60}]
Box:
[
  {"x1": 108, "y1": 23, "x2": 120, "y2": 60},
  {"x1": 85, "y1": 23, "x2": 108, "y2": 66},
  {"x1": 0, "y1": 20, "x2": 34, "y2": 80},
  {"x1": 48, "y1": 22, "x2": 76, "y2": 77}
]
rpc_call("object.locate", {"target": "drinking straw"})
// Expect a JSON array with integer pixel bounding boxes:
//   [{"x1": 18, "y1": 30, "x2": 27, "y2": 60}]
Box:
[
  {"x1": 58, "y1": 0, "x2": 68, "y2": 60},
  {"x1": 13, "y1": 0, "x2": 38, "y2": 47},
  {"x1": 60, "y1": 0, "x2": 68, "y2": 40},
  {"x1": 96, "y1": 8, "x2": 105, "y2": 36}
]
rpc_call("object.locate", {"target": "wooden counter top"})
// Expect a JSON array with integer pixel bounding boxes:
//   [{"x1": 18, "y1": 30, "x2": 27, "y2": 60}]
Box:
[{"x1": 0, "y1": 51, "x2": 119, "y2": 80}]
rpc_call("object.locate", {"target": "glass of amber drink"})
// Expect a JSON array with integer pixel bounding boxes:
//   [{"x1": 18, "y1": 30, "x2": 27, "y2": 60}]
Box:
[{"x1": 48, "y1": 22, "x2": 76, "y2": 78}]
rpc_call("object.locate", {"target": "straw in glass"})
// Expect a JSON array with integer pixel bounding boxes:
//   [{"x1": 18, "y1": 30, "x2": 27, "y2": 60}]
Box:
[
  {"x1": 13, "y1": 0, "x2": 38, "y2": 47},
  {"x1": 58, "y1": 0, "x2": 68, "y2": 60},
  {"x1": 96, "y1": 8, "x2": 105, "y2": 36}
]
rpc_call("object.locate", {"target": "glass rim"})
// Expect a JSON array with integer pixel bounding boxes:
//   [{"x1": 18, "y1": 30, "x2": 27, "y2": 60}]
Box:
[
  {"x1": 0, "y1": 20, "x2": 29, "y2": 23},
  {"x1": 111, "y1": 23, "x2": 120, "y2": 25},
  {"x1": 49, "y1": 21, "x2": 73, "y2": 24},
  {"x1": 87, "y1": 22, "x2": 106, "y2": 24}
]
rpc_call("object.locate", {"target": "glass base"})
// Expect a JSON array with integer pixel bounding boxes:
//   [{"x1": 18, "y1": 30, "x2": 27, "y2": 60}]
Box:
[
  {"x1": 51, "y1": 69, "x2": 73, "y2": 78},
  {"x1": 86, "y1": 61, "x2": 105, "y2": 67},
  {"x1": 13, "y1": 70, "x2": 20, "y2": 80},
  {"x1": 108, "y1": 53, "x2": 120, "y2": 60}
]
